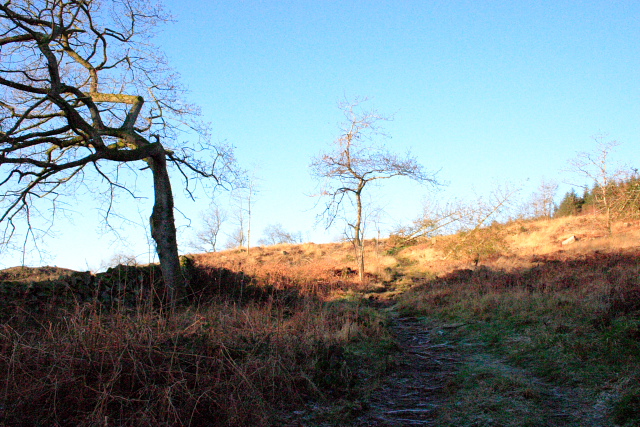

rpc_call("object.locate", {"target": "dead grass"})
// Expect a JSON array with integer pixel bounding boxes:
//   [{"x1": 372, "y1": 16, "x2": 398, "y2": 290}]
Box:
[
  {"x1": 395, "y1": 248, "x2": 640, "y2": 426},
  {"x1": 0, "y1": 265, "x2": 77, "y2": 283},
  {"x1": 2, "y1": 214, "x2": 640, "y2": 426},
  {"x1": 0, "y1": 258, "x2": 391, "y2": 426}
]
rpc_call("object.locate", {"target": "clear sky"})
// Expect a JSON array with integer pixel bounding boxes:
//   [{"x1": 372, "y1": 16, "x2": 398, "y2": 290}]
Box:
[{"x1": 3, "y1": 0, "x2": 640, "y2": 270}]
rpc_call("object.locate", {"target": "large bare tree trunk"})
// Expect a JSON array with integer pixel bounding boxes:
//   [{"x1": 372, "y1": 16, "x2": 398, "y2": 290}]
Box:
[
  {"x1": 0, "y1": 1, "x2": 235, "y2": 306},
  {"x1": 148, "y1": 146, "x2": 182, "y2": 306}
]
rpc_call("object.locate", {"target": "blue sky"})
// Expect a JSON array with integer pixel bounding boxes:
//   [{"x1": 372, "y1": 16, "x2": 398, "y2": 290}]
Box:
[{"x1": 3, "y1": 0, "x2": 640, "y2": 270}]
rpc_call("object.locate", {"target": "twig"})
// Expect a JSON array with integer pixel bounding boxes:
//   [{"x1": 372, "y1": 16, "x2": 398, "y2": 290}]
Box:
[
  {"x1": 386, "y1": 408, "x2": 435, "y2": 414},
  {"x1": 375, "y1": 415, "x2": 434, "y2": 425}
]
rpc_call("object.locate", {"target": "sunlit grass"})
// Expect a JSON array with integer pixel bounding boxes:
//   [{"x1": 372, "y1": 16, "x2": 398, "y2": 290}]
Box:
[
  {"x1": 396, "y1": 249, "x2": 640, "y2": 426},
  {"x1": 2, "y1": 214, "x2": 640, "y2": 425}
]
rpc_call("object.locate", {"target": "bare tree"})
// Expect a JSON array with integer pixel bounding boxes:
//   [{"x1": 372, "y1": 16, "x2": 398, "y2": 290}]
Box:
[
  {"x1": 244, "y1": 174, "x2": 257, "y2": 255},
  {"x1": 193, "y1": 204, "x2": 226, "y2": 252},
  {"x1": 226, "y1": 172, "x2": 258, "y2": 253},
  {"x1": 224, "y1": 226, "x2": 245, "y2": 250},
  {"x1": 525, "y1": 178, "x2": 558, "y2": 219},
  {"x1": 393, "y1": 199, "x2": 470, "y2": 243},
  {"x1": 441, "y1": 185, "x2": 519, "y2": 263},
  {"x1": 0, "y1": 1, "x2": 237, "y2": 303},
  {"x1": 311, "y1": 98, "x2": 437, "y2": 281},
  {"x1": 394, "y1": 184, "x2": 520, "y2": 264},
  {"x1": 568, "y1": 135, "x2": 626, "y2": 235},
  {"x1": 258, "y1": 223, "x2": 302, "y2": 246}
]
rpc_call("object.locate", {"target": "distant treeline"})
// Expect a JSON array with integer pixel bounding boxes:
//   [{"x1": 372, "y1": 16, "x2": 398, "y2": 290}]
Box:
[{"x1": 555, "y1": 175, "x2": 640, "y2": 219}]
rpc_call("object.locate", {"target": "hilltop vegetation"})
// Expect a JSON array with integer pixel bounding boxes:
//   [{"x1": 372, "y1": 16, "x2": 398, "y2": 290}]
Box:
[
  {"x1": 1, "y1": 214, "x2": 639, "y2": 425},
  {"x1": 556, "y1": 175, "x2": 640, "y2": 218}
]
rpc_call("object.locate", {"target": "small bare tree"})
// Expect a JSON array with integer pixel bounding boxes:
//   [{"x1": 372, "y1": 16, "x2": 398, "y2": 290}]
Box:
[
  {"x1": 311, "y1": 99, "x2": 437, "y2": 281},
  {"x1": 244, "y1": 174, "x2": 257, "y2": 255},
  {"x1": 568, "y1": 135, "x2": 626, "y2": 235},
  {"x1": 258, "y1": 223, "x2": 302, "y2": 246},
  {"x1": 393, "y1": 199, "x2": 469, "y2": 244},
  {"x1": 0, "y1": 1, "x2": 237, "y2": 303},
  {"x1": 227, "y1": 172, "x2": 258, "y2": 253},
  {"x1": 442, "y1": 185, "x2": 519, "y2": 263},
  {"x1": 394, "y1": 184, "x2": 520, "y2": 264},
  {"x1": 224, "y1": 226, "x2": 245, "y2": 250},
  {"x1": 526, "y1": 178, "x2": 558, "y2": 219},
  {"x1": 193, "y1": 204, "x2": 226, "y2": 252}
]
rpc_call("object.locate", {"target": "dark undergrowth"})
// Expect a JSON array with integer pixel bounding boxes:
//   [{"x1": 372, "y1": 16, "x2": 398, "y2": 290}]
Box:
[{"x1": 0, "y1": 261, "x2": 393, "y2": 426}]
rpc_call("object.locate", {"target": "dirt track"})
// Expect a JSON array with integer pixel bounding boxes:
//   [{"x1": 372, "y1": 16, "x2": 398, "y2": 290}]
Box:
[
  {"x1": 354, "y1": 309, "x2": 614, "y2": 427},
  {"x1": 355, "y1": 313, "x2": 460, "y2": 426}
]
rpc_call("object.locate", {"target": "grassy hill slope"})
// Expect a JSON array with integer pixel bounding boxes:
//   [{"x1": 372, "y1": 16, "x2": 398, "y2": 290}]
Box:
[{"x1": 1, "y1": 214, "x2": 639, "y2": 426}]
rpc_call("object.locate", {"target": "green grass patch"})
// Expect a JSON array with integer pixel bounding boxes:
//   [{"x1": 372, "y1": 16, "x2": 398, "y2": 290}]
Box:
[
  {"x1": 397, "y1": 258, "x2": 640, "y2": 426},
  {"x1": 438, "y1": 354, "x2": 551, "y2": 427}
]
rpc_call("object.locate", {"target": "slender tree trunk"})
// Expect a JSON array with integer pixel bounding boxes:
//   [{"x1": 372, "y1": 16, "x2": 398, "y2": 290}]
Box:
[
  {"x1": 355, "y1": 190, "x2": 365, "y2": 282},
  {"x1": 246, "y1": 186, "x2": 251, "y2": 255},
  {"x1": 600, "y1": 186, "x2": 613, "y2": 236},
  {"x1": 357, "y1": 245, "x2": 365, "y2": 282},
  {"x1": 147, "y1": 145, "x2": 182, "y2": 306}
]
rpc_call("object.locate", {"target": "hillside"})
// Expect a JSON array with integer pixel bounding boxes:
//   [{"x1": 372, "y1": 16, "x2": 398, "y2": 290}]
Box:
[
  {"x1": 193, "y1": 214, "x2": 640, "y2": 283},
  {"x1": 1, "y1": 214, "x2": 639, "y2": 426}
]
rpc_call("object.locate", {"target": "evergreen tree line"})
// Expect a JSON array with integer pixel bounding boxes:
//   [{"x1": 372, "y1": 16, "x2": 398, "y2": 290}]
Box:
[{"x1": 555, "y1": 174, "x2": 640, "y2": 219}]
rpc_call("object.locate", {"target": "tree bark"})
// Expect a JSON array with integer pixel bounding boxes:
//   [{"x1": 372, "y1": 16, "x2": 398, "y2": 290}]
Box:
[
  {"x1": 147, "y1": 144, "x2": 182, "y2": 306},
  {"x1": 355, "y1": 189, "x2": 365, "y2": 282}
]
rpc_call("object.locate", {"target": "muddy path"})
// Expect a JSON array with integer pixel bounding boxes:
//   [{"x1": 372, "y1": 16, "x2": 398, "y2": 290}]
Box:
[{"x1": 354, "y1": 313, "x2": 462, "y2": 426}]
